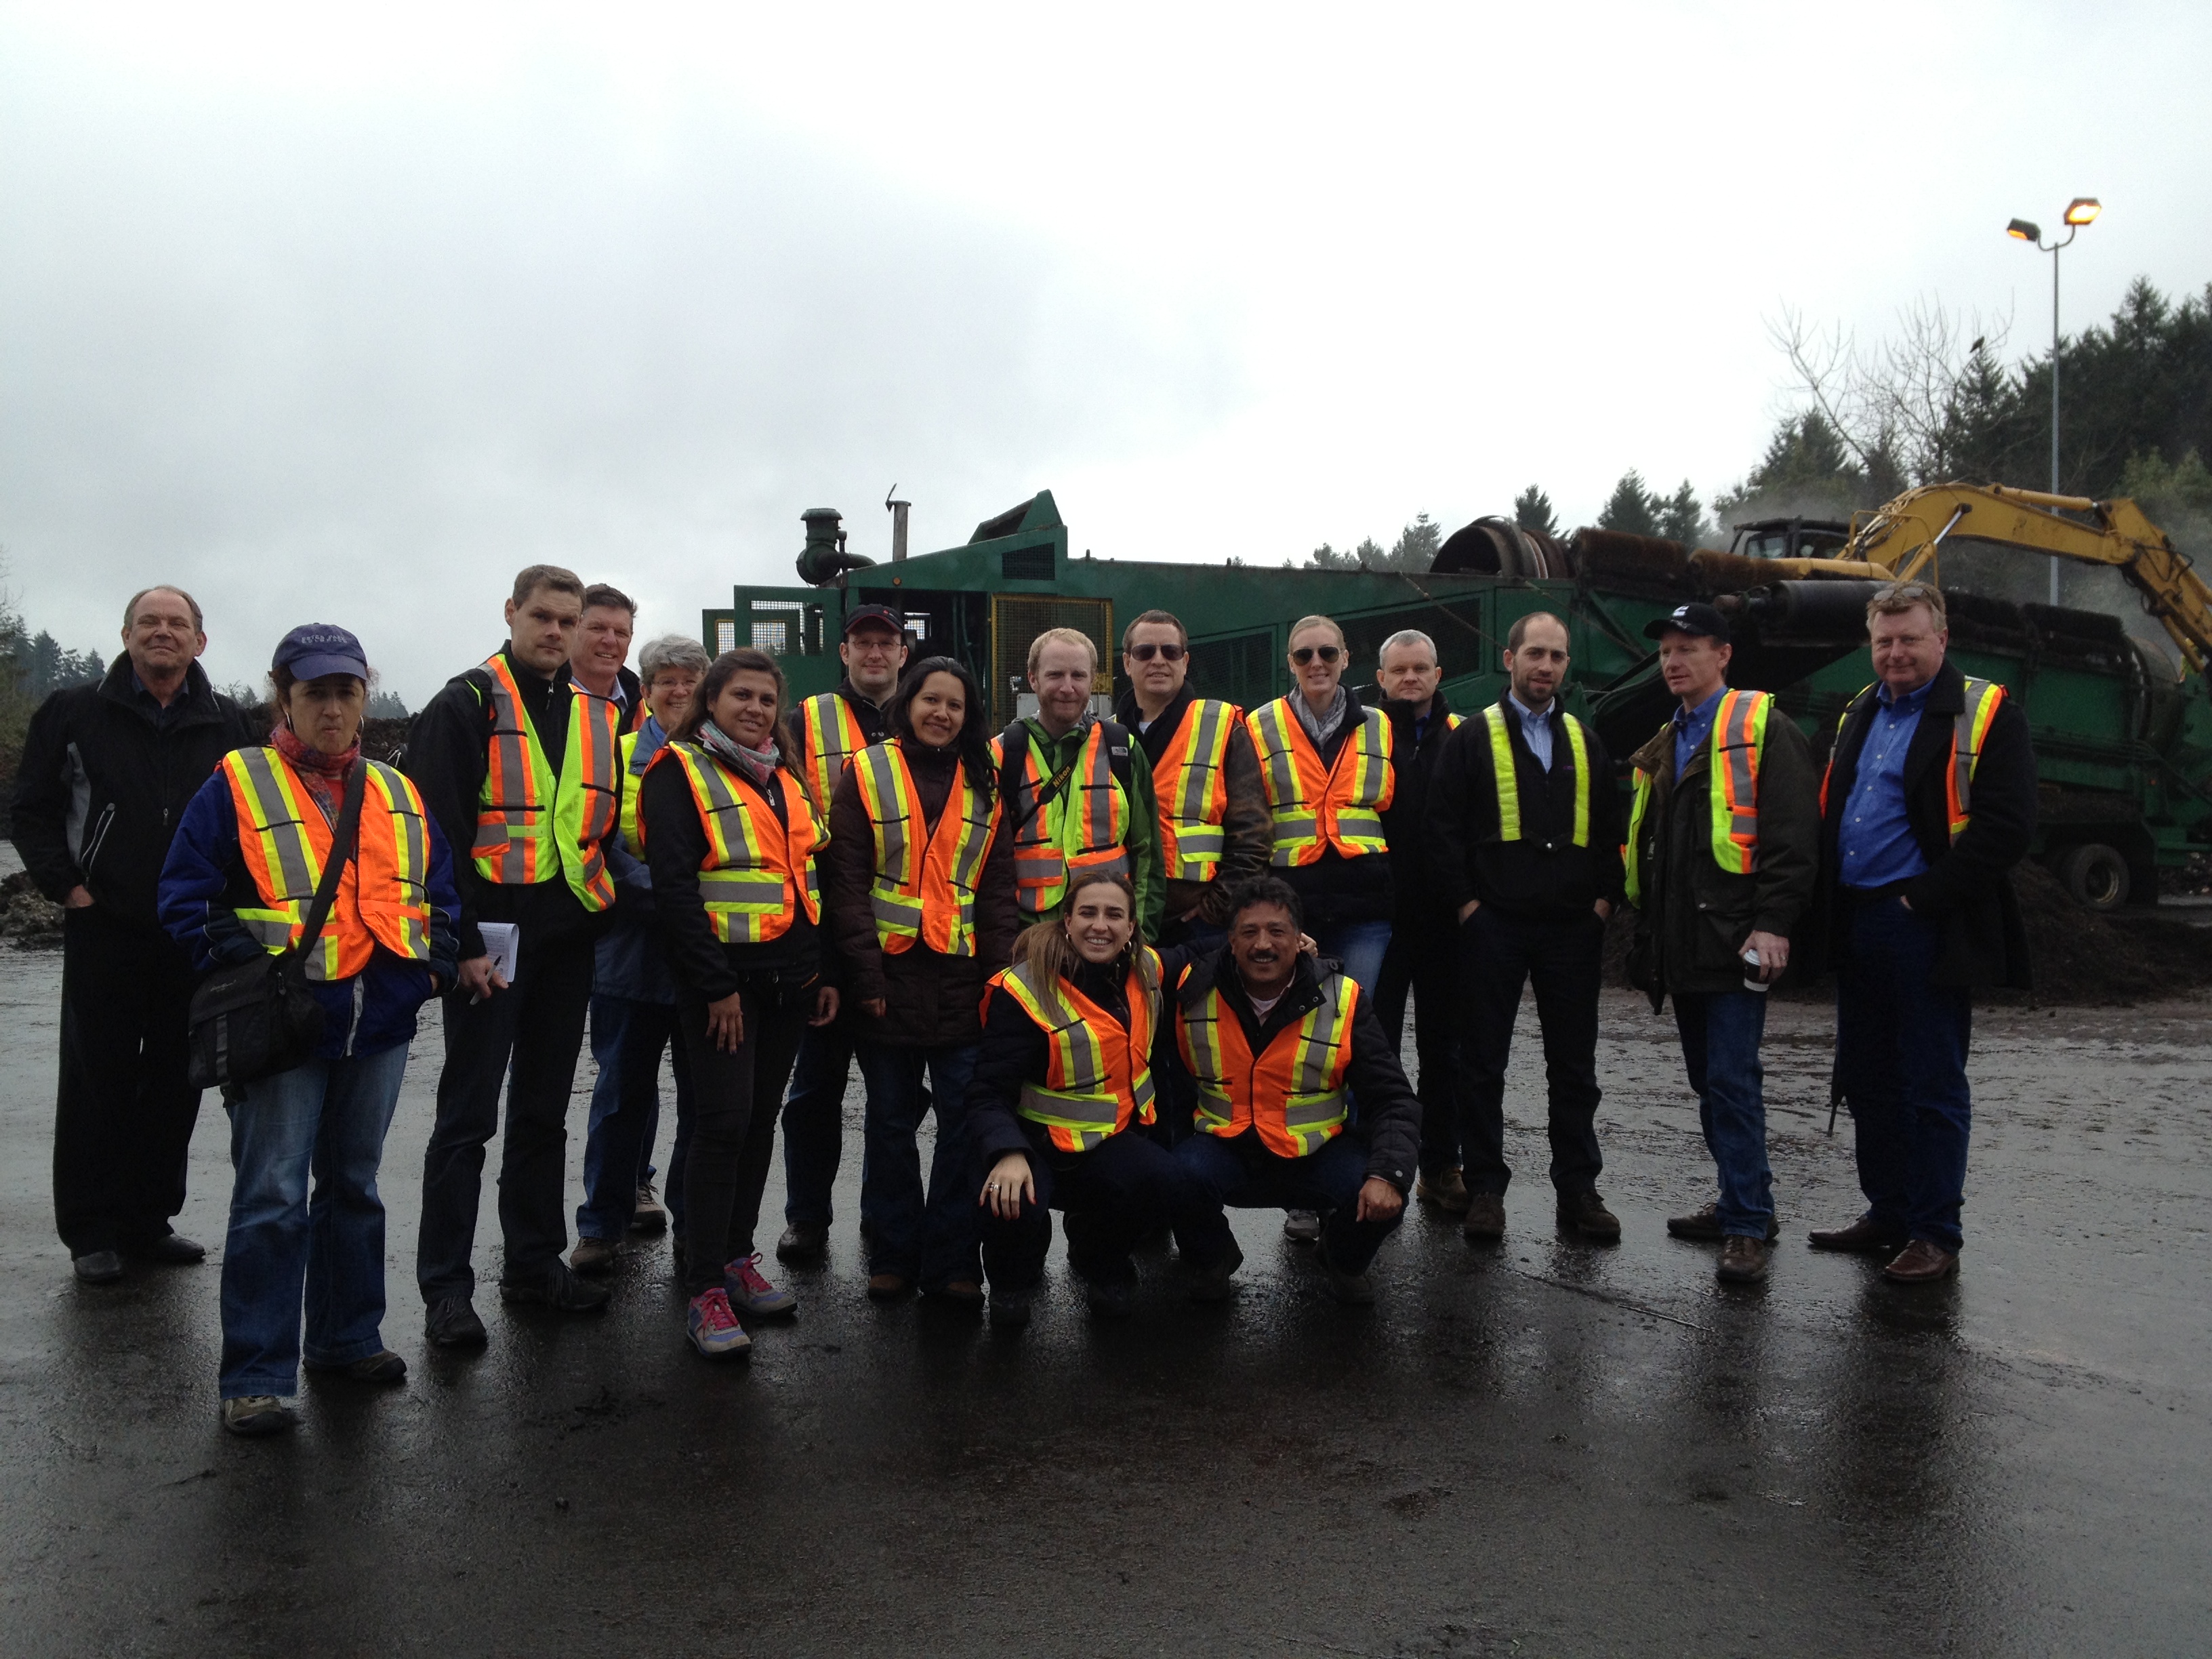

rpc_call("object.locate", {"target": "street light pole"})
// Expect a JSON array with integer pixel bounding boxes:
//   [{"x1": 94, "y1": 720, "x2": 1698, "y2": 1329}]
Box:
[{"x1": 2009, "y1": 198, "x2": 2100, "y2": 605}]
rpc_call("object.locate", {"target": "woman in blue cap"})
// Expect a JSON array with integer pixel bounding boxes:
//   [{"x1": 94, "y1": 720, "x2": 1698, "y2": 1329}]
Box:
[{"x1": 159, "y1": 624, "x2": 460, "y2": 1437}]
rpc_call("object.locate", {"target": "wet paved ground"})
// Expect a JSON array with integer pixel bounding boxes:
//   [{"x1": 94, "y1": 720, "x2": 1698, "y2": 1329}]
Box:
[{"x1": 2, "y1": 949, "x2": 2208, "y2": 1657}]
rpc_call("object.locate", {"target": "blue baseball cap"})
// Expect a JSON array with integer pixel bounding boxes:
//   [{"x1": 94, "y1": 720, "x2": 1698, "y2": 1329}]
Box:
[{"x1": 272, "y1": 623, "x2": 370, "y2": 682}]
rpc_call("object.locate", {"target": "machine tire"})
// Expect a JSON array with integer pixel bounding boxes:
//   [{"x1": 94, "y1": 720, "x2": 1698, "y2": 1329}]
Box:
[{"x1": 2056, "y1": 842, "x2": 2131, "y2": 912}]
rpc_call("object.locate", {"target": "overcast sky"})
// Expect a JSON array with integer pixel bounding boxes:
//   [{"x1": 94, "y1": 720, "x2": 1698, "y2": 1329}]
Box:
[{"x1": 4, "y1": 2, "x2": 2209, "y2": 704}]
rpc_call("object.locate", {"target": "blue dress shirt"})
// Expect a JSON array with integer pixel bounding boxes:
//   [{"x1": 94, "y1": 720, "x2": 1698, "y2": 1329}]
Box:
[
  {"x1": 1509, "y1": 692, "x2": 1555, "y2": 771},
  {"x1": 1837, "y1": 678, "x2": 1934, "y2": 889},
  {"x1": 1672, "y1": 687, "x2": 1724, "y2": 782}
]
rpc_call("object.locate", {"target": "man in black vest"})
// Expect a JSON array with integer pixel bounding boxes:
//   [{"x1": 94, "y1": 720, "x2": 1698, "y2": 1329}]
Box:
[
  {"x1": 12, "y1": 586, "x2": 256, "y2": 1283},
  {"x1": 1429, "y1": 611, "x2": 1625, "y2": 1244},
  {"x1": 1807, "y1": 581, "x2": 2034, "y2": 1284}
]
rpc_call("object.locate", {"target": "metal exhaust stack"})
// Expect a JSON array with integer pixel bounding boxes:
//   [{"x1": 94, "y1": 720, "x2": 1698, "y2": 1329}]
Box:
[{"x1": 886, "y1": 487, "x2": 911, "y2": 562}]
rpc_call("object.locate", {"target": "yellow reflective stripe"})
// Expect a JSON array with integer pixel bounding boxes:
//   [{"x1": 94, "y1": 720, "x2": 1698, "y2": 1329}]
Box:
[
  {"x1": 1483, "y1": 705, "x2": 1520, "y2": 841},
  {"x1": 1563, "y1": 716, "x2": 1591, "y2": 848},
  {"x1": 1624, "y1": 767, "x2": 1652, "y2": 907}
]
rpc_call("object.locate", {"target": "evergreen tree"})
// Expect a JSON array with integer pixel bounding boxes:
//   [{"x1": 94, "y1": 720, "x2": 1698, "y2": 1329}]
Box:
[
  {"x1": 1599, "y1": 470, "x2": 1661, "y2": 537},
  {"x1": 1513, "y1": 485, "x2": 1559, "y2": 538},
  {"x1": 367, "y1": 690, "x2": 409, "y2": 720},
  {"x1": 1656, "y1": 480, "x2": 1710, "y2": 547},
  {"x1": 1384, "y1": 513, "x2": 1441, "y2": 572}
]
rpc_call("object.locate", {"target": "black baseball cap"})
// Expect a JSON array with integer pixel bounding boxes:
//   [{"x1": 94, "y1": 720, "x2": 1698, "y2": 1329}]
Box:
[
  {"x1": 1643, "y1": 602, "x2": 1729, "y2": 642},
  {"x1": 842, "y1": 605, "x2": 905, "y2": 638},
  {"x1": 272, "y1": 623, "x2": 369, "y2": 682}
]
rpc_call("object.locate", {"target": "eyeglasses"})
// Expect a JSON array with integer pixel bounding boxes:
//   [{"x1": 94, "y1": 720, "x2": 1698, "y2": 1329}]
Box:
[
  {"x1": 1290, "y1": 644, "x2": 1342, "y2": 665},
  {"x1": 1126, "y1": 642, "x2": 1185, "y2": 663}
]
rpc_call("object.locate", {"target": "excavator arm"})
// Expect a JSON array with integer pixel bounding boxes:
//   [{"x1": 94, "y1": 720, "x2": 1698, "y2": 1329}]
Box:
[{"x1": 1836, "y1": 483, "x2": 2212, "y2": 675}]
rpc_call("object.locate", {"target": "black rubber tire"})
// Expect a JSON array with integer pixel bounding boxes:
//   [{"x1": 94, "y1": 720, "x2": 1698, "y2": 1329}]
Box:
[{"x1": 2056, "y1": 842, "x2": 2131, "y2": 912}]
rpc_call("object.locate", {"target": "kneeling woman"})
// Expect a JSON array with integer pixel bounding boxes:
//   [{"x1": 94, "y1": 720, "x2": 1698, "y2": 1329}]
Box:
[
  {"x1": 970, "y1": 870, "x2": 1189, "y2": 1328},
  {"x1": 160, "y1": 623, "x2": 459, "y2": 1437},
  {"x1": 640, "y1": 647, "x2": 838, "y2": 1359}
]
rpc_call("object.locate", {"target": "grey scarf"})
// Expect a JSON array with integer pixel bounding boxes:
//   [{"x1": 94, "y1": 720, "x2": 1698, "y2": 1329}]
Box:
[
  {"x1": 1294, "y1": 684, "x2": 1350, "y2": 746},
  {"x1": 696, "y1": 719, "x2": 781, "y2": 790}
]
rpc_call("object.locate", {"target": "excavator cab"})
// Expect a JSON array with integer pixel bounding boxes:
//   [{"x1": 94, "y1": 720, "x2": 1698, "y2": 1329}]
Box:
[{"x1": 1729, "y1": 518, "x2": 1853, "y2": 561}]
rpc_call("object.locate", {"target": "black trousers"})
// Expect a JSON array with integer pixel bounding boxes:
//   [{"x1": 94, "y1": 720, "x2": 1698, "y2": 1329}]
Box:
[
  {"x1": 978, "y1": 1126, "x2": 1184, "y2": 1290},
  {"x1": 1454, "y1": 905, "x2": 1605, "y2": 1197},
  {"x1": 53, "y1": 906, "x2": 202, "y2": 1254},
  {"x1": 1374, "y1": 925, "x2": 1473, "y2": 1176},
  {"x1": 676, "y1": 981, "x2": 809, "y2": 1296},
  {"x1": 416, "y1": 934, "x2": 596, "y2": 1302}
]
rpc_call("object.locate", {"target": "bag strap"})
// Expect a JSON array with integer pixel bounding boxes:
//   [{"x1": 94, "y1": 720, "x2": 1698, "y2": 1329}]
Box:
[{"x1": 292, "y1": 762, "x2": 368, "y2": 958}]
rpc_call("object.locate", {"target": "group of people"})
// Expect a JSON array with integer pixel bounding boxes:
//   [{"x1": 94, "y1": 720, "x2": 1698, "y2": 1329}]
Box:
[{"x1": 9, "y1": 567, "x2": 2034, "y2": 1437}]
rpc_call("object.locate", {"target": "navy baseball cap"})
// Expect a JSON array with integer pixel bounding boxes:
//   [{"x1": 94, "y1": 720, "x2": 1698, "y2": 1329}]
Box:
[
  {"x1": 272, "y1": 623, "x2": 370, "y2": 682},
  {"x1": 1643, "y1": 602, "x2": 1729, "y2": 642},
  {"x1": 842, "y1": 605, "x2": 905, "y2": 638}
]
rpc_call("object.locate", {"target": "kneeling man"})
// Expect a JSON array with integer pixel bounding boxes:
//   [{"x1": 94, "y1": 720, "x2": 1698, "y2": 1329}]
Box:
[{"x1": 1171, "y1": 877, "x2": 1418, "y2": 1303}]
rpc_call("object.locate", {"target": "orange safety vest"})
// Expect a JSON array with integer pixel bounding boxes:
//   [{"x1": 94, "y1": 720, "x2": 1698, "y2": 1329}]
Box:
[
  {"x1": 470, "y1": 654, "x2": 623, "y2": 911},
  {"x1": 1148, "y1": 698, "x2": 1240, "y2": 883},
  {"x1": 1818, "y1": 677, "x2": 2006, "y2": 843},
  {"x1": 1623, "y1": 688, "x2": 1772, "y2": 907},
  {"x1": 642, "y1": 742, "x2": 823, "y2": 943},
  {"x1": 1176, "y1": 964, "x2": 1358, "y2": 1158},
  {"x1": 223, "y1": 746, "x2": 433, "y2": 981},
  {"x1": 1246, "y1": 697, "x2": 1395, "y2": 866},
  {"x1": 798, "y1": 691, "x2": 869, "y2": 815},
  {"x1": 851, "y1": 739, "x2": 998, "y2": 956},
  {"x1": 987, "y1": 949, "x2": 1160, "y2": 1152},
  {"x1": 996, "y1": 721, "x2": 1130, "y2": 917}
]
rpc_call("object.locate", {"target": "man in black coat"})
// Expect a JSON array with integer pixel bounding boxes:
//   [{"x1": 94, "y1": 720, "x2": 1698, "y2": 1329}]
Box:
[
  {"x1": 1807, "y1": 581, "x2": 2034, "y2": 1284},
  {"x1": 10, "y1": 586, "x2": 256, "y2": 1284}
]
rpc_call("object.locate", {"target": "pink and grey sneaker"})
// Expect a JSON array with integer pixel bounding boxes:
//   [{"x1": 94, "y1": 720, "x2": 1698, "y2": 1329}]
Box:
[
  {"x1": 686, "y1": 1288, "x2": 752, "y2": 1358},
  {"x1": 724, "y1": 1252, "x2": 798, "y2": 1318}
]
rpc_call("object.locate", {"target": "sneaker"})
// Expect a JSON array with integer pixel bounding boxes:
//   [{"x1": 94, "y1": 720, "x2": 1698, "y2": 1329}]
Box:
[
  {"x1": 630, "y1": 1183, "x2": 668, "y2": 1234},
  {"x1": 499, "y1": 1262, "x2": 611, "y2": 1313},
  {"x1": 989, "y1": 1285, "x2": 1034, "y2": 1329},
  {"x1": 1186, "y1": 1240, "x2": 1245, "y2": 1303},
  {"x1": 687, "y1": 1288, "x2": 752, "y2": 1358},
  {"x1": 425, "y1": 1296, "x2": 488, "y2": 1349},
  {"x1": 775, "y1": 1222, "x2": 829, "y2": 1263},
  {"x1": 1282, "y1": 1209, "x2": 1322, "y2": 1244},
  {"x1": 221, "y1": 1395, "x2": 294, "y2": 1437},
  {"x1": 1668, "y1": 1203, "x2": 1780, "y2": 1244},
  {"x1": 1416, "y1": 1168, "x2": 1472, "y2": 1213},
  {"x1": 569, "y1": 1236, "x2": 620, "y2": 1276},
  {"x1": 724, "y1": 1252, "x2": 798, "y2": 1318}
]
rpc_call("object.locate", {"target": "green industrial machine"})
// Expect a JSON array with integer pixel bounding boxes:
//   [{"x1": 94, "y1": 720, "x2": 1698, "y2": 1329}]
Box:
[{"x1": 708, "y1": 486, "x2": 2212, "y2": 910}]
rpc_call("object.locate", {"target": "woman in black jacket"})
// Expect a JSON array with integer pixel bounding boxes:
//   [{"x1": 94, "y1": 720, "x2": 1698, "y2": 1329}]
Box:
[
  {"x1": 640, "y1": 648, "x2": 838, "y2": 1359},
  {"x1": 822, "y1": 657, "x2": 1019, "y2": 1305}
]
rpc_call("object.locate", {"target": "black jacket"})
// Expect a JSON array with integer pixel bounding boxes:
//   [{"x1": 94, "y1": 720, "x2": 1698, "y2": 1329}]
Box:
[
  {"x1": 10, "y1": 657, "x2": 257, "y2": 932},
  {"x1": 1813, "y1": 661, "x2": 2036, "y2": 989},
  {"x1": 405, "y1": 647, "x2": 613, "y2": 959},
  {"x1": 1626, "y1": 693, "x2": 1822, "y2": 1004},
  {"x1": 639, "y1": 753, "x2": 826, "y2": 1004},
  {"x1": 1376, "y1": 691, "x2": 1467, "y2": 933},
  {"x1": 1427, "y1": 694, "x2": 1627, "y2": 923},
  {"x1": 1172, "y1": 947, "x2": 1421, "y2": 1191}
]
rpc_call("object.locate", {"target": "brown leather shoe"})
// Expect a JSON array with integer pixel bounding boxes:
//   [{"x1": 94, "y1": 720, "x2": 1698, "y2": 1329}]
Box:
[
  {"x1": 1808, "y1": 1216, "x2": 1910, "y2": 1254},
  {"x1": 569, "y1": 1236, "x2": 619, "y2": 1275},
  {"x1": 1417, "y1": 1168, "x2": 1472, "y2": 1213},
  {"x1": 924, "y1": 1279, "x2": 985, "y2": 1307},
  {"x1": 1460, "y1": 1193, "x2": 1505, "y2": 1242},
  {"x1": 1715, "y1": 1236, "x2": 1769, "y2": 1283},
  {"x1": 1556, "y1": 1189, "x2": 1622, "y2": 1242},
  {"x1": 1668, "y1": 1203, "x2": 1779, "y2": 1242},
  {"x1": 865, "y1": 1272, "x2": 913, "y2": 1300},
  {"x1": 1881, "y1": 1240, "x2": 1960, "y2": 1284}
]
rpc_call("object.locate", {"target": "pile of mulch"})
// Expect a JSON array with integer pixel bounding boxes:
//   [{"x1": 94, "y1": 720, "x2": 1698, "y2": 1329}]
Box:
[{"x1": 0, "y1": 871, "x2": 63, "y2": 950}]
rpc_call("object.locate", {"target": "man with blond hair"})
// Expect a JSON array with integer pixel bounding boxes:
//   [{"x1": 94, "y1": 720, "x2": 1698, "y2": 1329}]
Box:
[{"x1": 995, "y1": 626, "x2": 1164, "y2": 939}]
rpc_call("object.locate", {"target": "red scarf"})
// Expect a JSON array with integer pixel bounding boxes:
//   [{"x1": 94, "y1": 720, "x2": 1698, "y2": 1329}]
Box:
[{"x1": 272, "y1": 722, "x2": 361, "y2": 825}]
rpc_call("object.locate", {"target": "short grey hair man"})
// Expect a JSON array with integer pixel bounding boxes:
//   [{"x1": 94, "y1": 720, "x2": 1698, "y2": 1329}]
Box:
[{"x1": 1378, "y1": 628, "x2": 1437, "y2": 663}]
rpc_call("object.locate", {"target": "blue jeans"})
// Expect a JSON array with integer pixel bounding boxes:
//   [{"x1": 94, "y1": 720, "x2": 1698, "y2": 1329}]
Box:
[
  {"x1": 1672, "y1": 990, "x2": 1773, "y2": 1237},
  {"x1": 577, "y1": 995, "x2": 692, "y2": 1240},
  {"x1": 1174, "y1": 1128, "x2": 1401, "y2": 1274},
  {"x1": 220, "y1": 1042, "x2": 411, "y2": 1400},
  {"x1": 1311, "y1": 919, "x2": 1391, "y2": 995},
  {"x1": 1838, "y1": 897, "x2": 1973, "y2": 1252},
  {"x1": 781, "y1": 1019, "x2": 856, "y2": 1228},
  {"x1": 856, "y1": 1041, "x2": 981, "y2": 1290}
]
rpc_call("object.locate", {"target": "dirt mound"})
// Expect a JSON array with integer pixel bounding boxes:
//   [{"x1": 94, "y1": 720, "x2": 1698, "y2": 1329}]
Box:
[
  {"x1": 2011, "y1": 859, "x2": 2212, "y2": 1004},
  {"x1": 0, "y1": 871, "x2": 63, "y2": 949}
]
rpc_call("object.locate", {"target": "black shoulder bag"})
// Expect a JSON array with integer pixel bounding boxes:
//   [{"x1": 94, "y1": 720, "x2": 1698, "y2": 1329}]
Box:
[{"x1": 186, "y1": 762, "x2": 367, "y2": 1092}]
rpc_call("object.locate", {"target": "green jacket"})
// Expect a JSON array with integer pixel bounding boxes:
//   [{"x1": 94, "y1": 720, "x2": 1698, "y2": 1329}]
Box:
[{"x1": 1017, "y1": 715, "x2": 1166, "y2": 942}]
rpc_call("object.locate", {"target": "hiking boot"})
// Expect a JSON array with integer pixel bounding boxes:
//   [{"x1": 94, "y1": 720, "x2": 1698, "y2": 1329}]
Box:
[
  {"x1": 307, "y1": 1349, "x2": 407, "y2": 1385},
  {"x1": 724, "y1": 1252, "x2": 798, "y2": 1318},
  {"x1": 1809, "y1": 1215, "x2": 1909, "y2": 1254},
  {"x1": 1670, "y1": 1203, "x2": 1778, "y2": 1244},
  {"x1": 775, "y1": 1222, "x2": 828, "y2": 1263},
  {"x1": 1186, "y1": 1240, "x2": 1245, "y2": 1303},
  {"x1": 1417, "y1": 1168, "x2": 1472, "y2": 1213},
  {"x1": 499, "y1": 1262, "x2": 611, "y2": 1313},
  {"x1": 1716, "y1": 1236, "x2": 1770, "y2": 1284},
  {"x1": 866, "y1": 1272, "x2": 914, "y2": 1300},
  {"x1": 629, "y1": 1183, "x2": 668, "y2": 1234},
  {"x1": 1085, "y1": 1279, "x2": 1135, "y2": 1319},
  {"x1": 924, "y1": 1279, "x2": 985, "y2": 1308},
  {"x1": 71, "y1": 1250, "x2": 125, "y2": 1285},
  {"x1": 569, "y1": 1236, "x2": 620, "y2": 1276},
  {"x1": 687, "y1": 1288, "x2": 752, "y2": 1358},
  {"x1": 989, "y1": 1285, "x2": 1034, "y2": 1329},
  {"x1": 1882, "y1": 1240, "x2": 1961, "y2": 1284},
  {"x1": 1556, "y1": 1189, "x2": 1622, "y2": 1242},
  {"x1": 221, "y1": 1395, "x2": 294, "y2": 1437},
  {"x1": 1282, "y1": 1209, "x2": 1322, "y2": 1244},
  {"x1": 424, "y1": 1296, "x2": 488, "y2": 1349},
  {"x1": 1461, "y1": 1193, "x2": 1506, "y2": 1242},
  {"x1": 1317, "y1": 1242, "x2": 1376, "y2": 1305}
]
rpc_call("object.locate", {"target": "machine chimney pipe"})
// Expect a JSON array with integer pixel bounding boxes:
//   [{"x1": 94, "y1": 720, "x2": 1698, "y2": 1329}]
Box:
[{"x1": 886, "y1": 487, "x2": 912, "y2": 562}]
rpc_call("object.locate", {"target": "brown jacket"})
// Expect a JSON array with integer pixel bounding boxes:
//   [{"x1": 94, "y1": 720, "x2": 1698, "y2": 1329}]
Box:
[
  {"x1": 1626, "y1": 693, "x2": 1821, "y2": 1006},
  {"x1": 825, "y1": 739, "x2": 1019, "y2": 1048}
]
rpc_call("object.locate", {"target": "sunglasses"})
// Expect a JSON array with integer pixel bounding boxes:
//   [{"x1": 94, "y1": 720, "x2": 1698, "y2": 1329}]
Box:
[
  {"x1": 1875, "y1": 581, "x2": 1938, "y2": 602},
  {"x1": 1126, "y1": 642, "x2": 1186, "y2": 663},
  {"x1": 1290, "y1": 644, "x2": 1342, "y2": 665}
]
